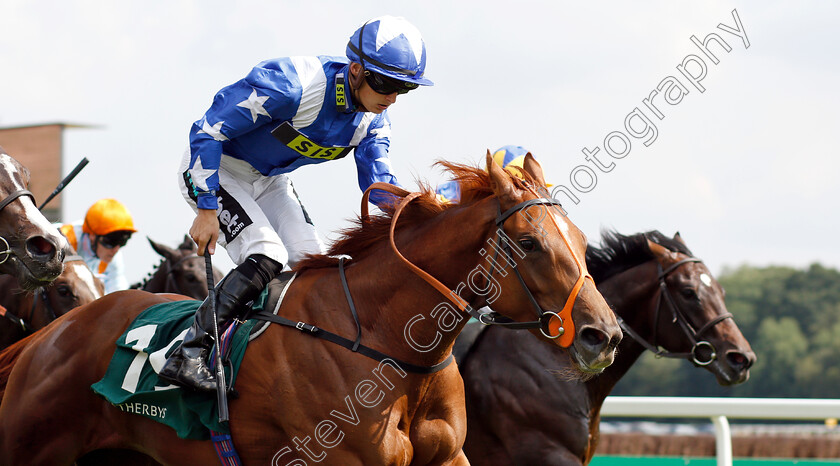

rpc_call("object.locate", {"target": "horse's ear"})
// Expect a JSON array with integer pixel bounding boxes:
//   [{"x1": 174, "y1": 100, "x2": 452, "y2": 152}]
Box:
[
  {"x1": 647, "y1": 238, "x2": 678, "y2": 265},
  {"x1": 487, "y1": 150, "x2": 516, "y2": 204},
  {"x1": 179, "y1": 234, "x2": 196, "y2": 252},
  {"x1": 522, "y1": 153, "x2": 547, "y2": 188},
  {"x1": 147, "y1": 237, "x2": 177, "y2": 261},
  {"x1": 673, "y1": 231, "x2": 686, "y2": 245}
]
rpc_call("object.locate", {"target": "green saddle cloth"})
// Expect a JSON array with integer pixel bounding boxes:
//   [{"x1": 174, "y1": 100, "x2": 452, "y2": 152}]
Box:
[{"x1": 91, "y1": 298, "x2": 261, "y2": 440}]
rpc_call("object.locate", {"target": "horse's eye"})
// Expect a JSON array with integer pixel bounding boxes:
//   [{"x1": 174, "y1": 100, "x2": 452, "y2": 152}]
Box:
[
  {"x1": 681, "y1": 288, "x2": 698, "y2": 300},
  {"x1": 57, "y1": 285, "x2": 73, "y2": 298},
  {"x1": 518, "y1": 238, "x2": 537, "y2": 252}
]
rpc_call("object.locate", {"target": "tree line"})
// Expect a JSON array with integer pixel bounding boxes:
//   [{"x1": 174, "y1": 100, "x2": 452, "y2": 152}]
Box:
[{"x1": 612, "y1": 263, "x2": 840, "y2": 399}]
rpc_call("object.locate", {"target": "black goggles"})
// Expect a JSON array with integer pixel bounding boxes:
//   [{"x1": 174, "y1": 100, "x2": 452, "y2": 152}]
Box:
[
  {"x1": 363, "y1": 70, "x2": 418, "y2": 95},
  {"x1": 100, "y1": 232, "x2": 132, "y2": 249}
]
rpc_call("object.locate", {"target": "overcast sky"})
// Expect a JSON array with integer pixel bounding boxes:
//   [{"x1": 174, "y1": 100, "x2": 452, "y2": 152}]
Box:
[{"x1": 1, "y1": 1, "x2": 837, "y2": 284}]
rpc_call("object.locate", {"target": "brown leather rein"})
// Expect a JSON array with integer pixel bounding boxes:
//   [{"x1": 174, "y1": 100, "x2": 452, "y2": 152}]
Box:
[{"x1": 360, "y1": 182, "x2": 592, "y2": 348}]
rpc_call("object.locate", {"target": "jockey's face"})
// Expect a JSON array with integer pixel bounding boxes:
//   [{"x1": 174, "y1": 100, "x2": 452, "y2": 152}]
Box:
[
  {"x1": 349, "y1": 62, "x2": 398, "y2": 114},
  {"x1": 92, "y1": 234, "x2": 121, "y2": 263}
]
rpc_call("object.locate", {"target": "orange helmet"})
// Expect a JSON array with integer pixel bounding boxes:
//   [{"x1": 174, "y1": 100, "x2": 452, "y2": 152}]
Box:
[{"x1": 82, "y1": 199, "x2": 137, "y2": 236}]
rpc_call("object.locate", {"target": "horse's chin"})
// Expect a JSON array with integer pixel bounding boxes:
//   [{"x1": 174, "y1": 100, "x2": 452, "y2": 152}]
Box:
[
  {"x1": 548, "y1": 363, "x2": 599, "y2": 383},
  {"x1": 709, "y1": 361, "x2": 750, "y2": 386},
  {"x1": 14, "y1": 257, "x2": 61, "y2": 292}
]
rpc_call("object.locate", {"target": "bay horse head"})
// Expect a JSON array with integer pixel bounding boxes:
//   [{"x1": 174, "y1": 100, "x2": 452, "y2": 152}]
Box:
[
  {"x1": 0, "y1": 148, "x2": 66, "y2": 289},
  {"x1": 136, "y1": 235, "x2": 223, "y2": 300},
  {"x1": 640, "y1": 232, "x2": 756, "y2": 384},
  {"x1": 0, "y1": 243, "x2": 103, "y2": 351}
]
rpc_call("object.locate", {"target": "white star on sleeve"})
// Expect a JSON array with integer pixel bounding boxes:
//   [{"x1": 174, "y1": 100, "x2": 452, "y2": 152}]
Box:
[
  {"x1": 189, "y1": 156, "x2": 217, "y2": 192},
  {"x1": 371, "y1": 123, "x2": 391, "y2": 139},
  {"x1": 198, "y1": 119, "x2": 229, "y2": 142},
  {"x1": 236, "y1": 89, "x2": 270, "y2": 123},
  {"x1": 374, "y1": 157, "x2": 393, "y2": 170}
]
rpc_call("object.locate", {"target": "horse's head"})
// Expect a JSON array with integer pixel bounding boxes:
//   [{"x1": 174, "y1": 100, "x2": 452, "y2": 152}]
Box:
[
  {"x1": 39, "y1": 245, "x2": 104, "y2": 323},
  {"x1": 646, "y1": 233, "x2": 755, "y2": 385},
  {"x1": 147, "y1": 235, "x2": 221, "y2": 299},
  {"x1": 481, "y1": 152, "x2": 621, "y2": 374},
  {"x1": 0, "y1": 150, "x2": 65, "y2": 289}
]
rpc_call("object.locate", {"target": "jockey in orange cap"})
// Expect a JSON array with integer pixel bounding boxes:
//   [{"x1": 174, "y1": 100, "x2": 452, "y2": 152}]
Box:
[{"x1": 58, "y1": 199, "x2": 136, "y2": 294}]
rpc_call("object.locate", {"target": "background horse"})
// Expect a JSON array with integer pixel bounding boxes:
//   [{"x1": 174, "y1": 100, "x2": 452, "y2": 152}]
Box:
[
  {"x1": 0, "y1": 154, "x2": 621, "y2": 465},
  {"x1": 0, "y1": 243, "x2": 104, "y2": 350},
  {"x1": 458, "y1": 230, "x2": 756, "y2": 465},
  {"x1": 0, "y1": 148, "x2": 66, "y2": 288},
  {"x1": 130, "y1": 235, "x2": 223, "y2": 300}
]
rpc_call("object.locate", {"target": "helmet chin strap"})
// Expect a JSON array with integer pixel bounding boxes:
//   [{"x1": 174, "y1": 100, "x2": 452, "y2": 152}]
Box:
[
  {"x1": 347, "y1": 64, "x2": 366, "y2": 112},
  {"x1": 89, "y1": 234, "x2": 104, "y2": 260}
]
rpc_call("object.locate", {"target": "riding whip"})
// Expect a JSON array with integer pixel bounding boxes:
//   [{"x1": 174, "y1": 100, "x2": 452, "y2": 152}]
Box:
[
  {"x1": 204, "y1": 249, "x2": 230, "y2": 423},
  {"x1": 38, "y1": 157, "x2": 89, "y2": 210}
]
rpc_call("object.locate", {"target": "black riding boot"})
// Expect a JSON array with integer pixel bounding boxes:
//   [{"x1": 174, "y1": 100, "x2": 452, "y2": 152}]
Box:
[{"x1": 158, "y1": 254, "x2": 282, "y2": 391}]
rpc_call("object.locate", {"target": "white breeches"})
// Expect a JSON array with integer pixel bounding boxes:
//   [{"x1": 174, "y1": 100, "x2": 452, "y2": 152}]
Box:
[{"x1": 178, "y1": 152, "x2": 325, "y2": 267}]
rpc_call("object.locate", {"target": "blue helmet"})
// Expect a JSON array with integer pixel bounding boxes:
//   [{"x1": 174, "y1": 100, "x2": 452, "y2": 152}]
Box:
[{"x1": 346, "y1": 16, "x2": 433, "y2": 86}]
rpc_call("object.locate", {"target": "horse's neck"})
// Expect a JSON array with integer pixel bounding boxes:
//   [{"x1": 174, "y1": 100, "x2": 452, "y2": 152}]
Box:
[
  {"x1": 345, "y1": 200, "x2": 497, "y2": 367},
  {"x1": 586, "y1": 260, "x2": 660, "y2": 401}
]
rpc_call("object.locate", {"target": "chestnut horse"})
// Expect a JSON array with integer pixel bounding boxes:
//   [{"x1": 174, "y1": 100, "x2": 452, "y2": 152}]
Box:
[
  {"x1": 0, "y1": 148, "x2": 66, "y2": 288},
  {"x1": 458, "y1": 230, "x2": 756, "y2": 465},
  {"x1": 0, "y1": 243, "x2": 104, "y2": 350},
  {"x1": 130, "y1": 235, "x2": 224, "y2": 300},
  {"x1": 0, "y1": 154, "x2": 621, "y2": 465}
]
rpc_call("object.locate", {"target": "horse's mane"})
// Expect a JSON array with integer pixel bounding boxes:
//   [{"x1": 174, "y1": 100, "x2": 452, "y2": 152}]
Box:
[
  {"x1": 585, "y1": 230, "x2": 694, "y2": 282},
  {"x1": 129, "y1": 237, "x2": 196, "y2": 289},
  {"x1": 296, "y1": 161, "x2": 535, "y2": 272},
  {"x1": 129, "y1": 258, "x2": 167, "y2": 290}
]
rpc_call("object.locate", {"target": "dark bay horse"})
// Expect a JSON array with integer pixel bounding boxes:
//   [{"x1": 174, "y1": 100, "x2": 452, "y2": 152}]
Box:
[
  {"x1": 0, "y1": 154, "x2": 621, "y2": 465},
  {"x1": 459, "y1": 230, "x2": 756, "y2": 465},
  {"x1": 0, "y1": 243, "x2": 104, "y2": 350},
  {"x1": 0, "y1": 148, "x2": 66, "y2": 288},
  {"x1": 131, "y1": 235, "x2": 224, "y2": 300}
]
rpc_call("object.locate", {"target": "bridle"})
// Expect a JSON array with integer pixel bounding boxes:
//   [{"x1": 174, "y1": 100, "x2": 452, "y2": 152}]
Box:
[
  {"x1": 0, "y1": 188, "x2": 36, "y2": 265},
  {"x1": 158, "y1": 253, "x2": 200, "y2": 293},
  {"x1": 616, "y1": 257, "x2": 734, "y2": 366},
  {"x1": 0, "y1": 253, "x2": 84, "y2": 334},
  {"x1": 361, "y1": 182, "x2": 590, "y2": 348},
  {"x1": 253, "y1": 180, "x2": 590, "y2": 374}
]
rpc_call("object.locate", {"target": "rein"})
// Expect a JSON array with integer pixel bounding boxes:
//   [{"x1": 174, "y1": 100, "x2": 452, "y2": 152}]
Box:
[
  {"x1": 0, "y1": 254, "x2": 85, "y2": 334},
  {"x1": 0, "y1": 189, "x2": 36, "y2": 265},
  {"x1": 360, "y1": 182, "x2": 587, "y2": 348},
  {"x1": 616, "y1": 257, "x2": 734, "y2": 366}
]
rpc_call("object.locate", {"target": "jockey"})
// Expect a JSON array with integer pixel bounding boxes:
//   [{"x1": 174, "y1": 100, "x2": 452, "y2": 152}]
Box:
[
  {"x1": 436, "y1": 145, "x2": 537, "y2": 203},
  {"x1": 160, "y1": 16, "x2": 434, "y2": 392},
  {"x1": 58, "y1": 199, "x2": 136, "y2": 294}
]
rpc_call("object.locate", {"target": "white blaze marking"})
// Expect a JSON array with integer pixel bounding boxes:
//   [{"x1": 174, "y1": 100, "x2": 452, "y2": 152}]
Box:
[
  {"x1": 551, "y1": 211, "x2": 570, "y2": 235},
  {"x1": 68, "y1": 262, "x2": 103, "y2": 299},
  {"x1": 0, "y1": 154, "x2": 67, "y2": 249},
  {"x1": 700, "y1": 273, "x2": 712, "y2": 287}
]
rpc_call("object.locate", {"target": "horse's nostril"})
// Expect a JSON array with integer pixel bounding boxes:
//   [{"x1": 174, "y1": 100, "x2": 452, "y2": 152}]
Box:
[
  {"x1": 727, "y1": 351, "x2": 753, "y2": 370},
  {"x1": 580, "y1": 327, "x2": 607, "y2": 348},
  {"x1": 26, "y1": 236, "x2": 57, "y2": 258}
]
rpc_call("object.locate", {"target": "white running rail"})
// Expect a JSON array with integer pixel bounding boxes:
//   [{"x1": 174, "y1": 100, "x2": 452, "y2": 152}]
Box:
[{"x1": 600, "y1": 397, "x2": 840, "y2": 466}]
